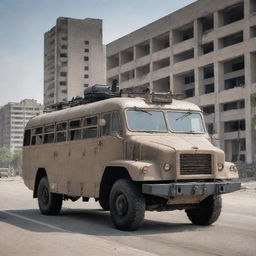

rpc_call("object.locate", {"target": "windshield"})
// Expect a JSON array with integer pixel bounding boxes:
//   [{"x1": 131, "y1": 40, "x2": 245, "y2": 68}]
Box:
[
  {"x1": 166, "y1": 111, "x2": 205, "y2": 133},
  {"x1": 126, "y1": 109, "x2": 167, "y2": 132}
]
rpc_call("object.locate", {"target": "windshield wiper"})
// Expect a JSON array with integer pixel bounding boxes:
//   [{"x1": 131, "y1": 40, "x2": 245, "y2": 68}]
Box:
[
  {"x1": 176, "y1": 111, "x2": 192, "y2": 121},
  {"x1": 133, "y1": 106, "x2": 152, "y2": 115}
]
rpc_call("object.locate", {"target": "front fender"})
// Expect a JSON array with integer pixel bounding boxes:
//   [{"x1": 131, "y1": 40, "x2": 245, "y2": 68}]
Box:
[{"x1": 108, "y1": 160, "x2": 162, "y2": 181}]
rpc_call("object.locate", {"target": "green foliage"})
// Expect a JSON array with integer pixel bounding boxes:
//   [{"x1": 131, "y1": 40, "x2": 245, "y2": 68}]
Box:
[
  {"x1": 11, "y1": 151, "x2": 22, "y2": 171},
  {"x1": 0, "y1": 148, "x2": 22, "y2": 171},
  {"x1": 0, "y1": 147, "x2": 13, "y2": 167}
]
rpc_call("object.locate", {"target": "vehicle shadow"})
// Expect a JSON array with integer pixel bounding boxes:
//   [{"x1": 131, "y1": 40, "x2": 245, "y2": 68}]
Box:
[{"x1": 0, "y1": 208, "x2": 209, "y2": 236}]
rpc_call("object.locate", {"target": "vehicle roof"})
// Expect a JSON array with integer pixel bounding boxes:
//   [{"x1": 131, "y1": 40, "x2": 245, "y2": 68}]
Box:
[{"x1": 26, "y1": 97, "x2": 201, "y2": 128}]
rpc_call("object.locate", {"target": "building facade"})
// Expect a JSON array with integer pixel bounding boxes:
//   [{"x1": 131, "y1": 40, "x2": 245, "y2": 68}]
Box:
[
  {"x1": 0, "y1": 99, "x2": 43, "y2": 151},
  {"x1": 44, "y1": 17, "x2": 106, "y2": 106},
  {"x1": 106, "y1": 0, "x2": 256, "y2": 164}
]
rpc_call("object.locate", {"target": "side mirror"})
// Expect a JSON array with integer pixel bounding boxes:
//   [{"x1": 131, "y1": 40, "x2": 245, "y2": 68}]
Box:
[
  {"x1": 112, "y1": 131, "x2": 123, "y2": 139},
  {"x1": 99, "y1": 118, "x2": 106, "y2": 127}
]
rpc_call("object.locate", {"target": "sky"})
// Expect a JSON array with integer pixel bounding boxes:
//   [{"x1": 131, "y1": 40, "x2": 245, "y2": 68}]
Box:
[{"x1": 0, "y1": 0, "x2": 196, "y2": 106}]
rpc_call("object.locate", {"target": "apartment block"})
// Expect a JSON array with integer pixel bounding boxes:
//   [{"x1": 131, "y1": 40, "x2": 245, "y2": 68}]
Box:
[
  {"x1": 106, "y1": 0, "x2": 256, "y2": 164},
  {"x1": 44, "y1": 17, "x2": 106, "y2": 106},
  {"x1": 0, "y1": 99, "x2": 43, "y2": 151}
]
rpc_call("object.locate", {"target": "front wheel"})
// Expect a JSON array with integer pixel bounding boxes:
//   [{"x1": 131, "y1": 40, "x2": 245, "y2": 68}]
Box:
[
  {"x1": 186, "y1": 194, "x2": 222, "y2": 226},
  {"x1": 37, "y1": 176, "x2": 62, "y2": 215},
  {"x1": 109, "y1": 179, "x2": 145, "y2": 231}
]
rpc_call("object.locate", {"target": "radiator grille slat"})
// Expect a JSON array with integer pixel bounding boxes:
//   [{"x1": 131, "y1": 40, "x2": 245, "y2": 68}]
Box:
[{"x1": 180, "y1": 154, "x2": 212, "y2": 175}]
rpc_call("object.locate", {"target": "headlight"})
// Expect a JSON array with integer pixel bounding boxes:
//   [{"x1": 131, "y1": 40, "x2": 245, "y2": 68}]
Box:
[
  {"x1": 163, "y1": 163, "x2": 171, "y2": 171},
  {"x1": 230, "y1": 165, "x2": 237, "y2": 172},
  {"x1": 141, "y1": 166, "x2": 149, "y2": 174},
  {"x1": 217, "y1": 163, "x2": 224, "y2": 171}
]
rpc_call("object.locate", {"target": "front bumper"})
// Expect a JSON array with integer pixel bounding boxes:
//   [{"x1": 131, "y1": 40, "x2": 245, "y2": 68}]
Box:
[{"x1": 142, "y1": 181, "x2": 241, "y2": 197}]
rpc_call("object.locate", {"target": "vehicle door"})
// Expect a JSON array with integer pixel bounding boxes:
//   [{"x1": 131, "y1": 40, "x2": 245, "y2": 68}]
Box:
[{"x1": 97, "y1": 111, "x2": 124, "y2": 181}]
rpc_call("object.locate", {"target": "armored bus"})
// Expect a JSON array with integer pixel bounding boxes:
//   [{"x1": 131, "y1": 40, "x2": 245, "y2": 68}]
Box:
[{"x1": 22, "y1": 88, "x2": 241, "y2": 231}]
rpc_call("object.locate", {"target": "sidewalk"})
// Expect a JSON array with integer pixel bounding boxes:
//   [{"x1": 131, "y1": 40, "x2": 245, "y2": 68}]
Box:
[{"x1": 241, "y1": 180, "x2": 256, "y2": 190}]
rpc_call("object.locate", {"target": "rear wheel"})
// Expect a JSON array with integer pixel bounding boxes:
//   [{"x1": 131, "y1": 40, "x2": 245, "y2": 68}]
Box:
[
  {"x1": 37, "y1": 176, "x2": 62, "y2": 215},
  {"x1": 109, "y1": 179, "x2": 145, "y2": 231},
  {"x1": 186, "y1": 194, "x2": 222, "y2": 225},
  {"x1": 99, "y1": 196, "x2": 109, "y2": 211}
]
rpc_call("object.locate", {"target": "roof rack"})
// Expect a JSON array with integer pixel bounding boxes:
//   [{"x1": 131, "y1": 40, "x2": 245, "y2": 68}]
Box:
[{"x1": 43, "y1": 84, "x2": 185, "y2": 113}]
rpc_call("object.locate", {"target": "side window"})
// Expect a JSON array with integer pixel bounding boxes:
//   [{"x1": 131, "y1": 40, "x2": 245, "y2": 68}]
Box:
[
  {"x1": 68, "y1": 120, "x2": 81, "y2": 141},
  {"x1": 31, "y1": 127, "x2": 43, "y2": 145},
  {"x1": 44, "y1": 124, "x2": 55, "y2": 144},
  {"x1": 112, "y1": 112, "x2": 122, "y2": 136},
  {"x1": 23, "y1": 129, "x2": 31, "y2": 146},
  {"x1": 56, "y1": 122, "x2": 67, "y2": 142},
  {"x1": 102, "y1": 113, "x2": 111, "y2": 136},
  {"x1": 83, "y1": 116, "x2": 98, "y2": 139}
]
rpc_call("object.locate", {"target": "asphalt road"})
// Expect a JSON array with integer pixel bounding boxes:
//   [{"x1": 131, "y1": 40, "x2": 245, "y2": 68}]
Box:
[{"x1": 0, "y1": 177, "x2": 255, "y2": 256}]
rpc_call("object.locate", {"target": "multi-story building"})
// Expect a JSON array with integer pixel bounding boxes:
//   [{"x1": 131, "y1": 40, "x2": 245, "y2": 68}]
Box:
[
  {"x1": 106, "y1": 0, "x2": 256, "y2": 164},
  {"x1": 44, "y1": 17, "x2": 106, "y2": 106},
  {"x1": 0, "y1": 99, "x2": 43, "y2": 151}
]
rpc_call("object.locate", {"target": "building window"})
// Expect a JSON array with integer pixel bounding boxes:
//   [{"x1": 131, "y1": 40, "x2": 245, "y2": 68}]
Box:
[
  {"x1": 61, "y1": 45, "x2": 67, "y2": 49},
  {"x1": 60, "y1": 53, "x2": 67, "y2": 58},
  {"x1": 84, "y1": 66, "x2": 89, "y2": 71},
  {"x1": 84, "y1": 74, "x2": 89, "y2": 79},
  {"x1": 84, "y1": 56, "x2": 89, "y2": 61},
  {"x1": 60, "y1": 72, "x2": 67, "y2": 77},
  {"x1": 219, "y1": 31, "x2": 243, "y2": 48},
  {"x1": 202, "y1": 105, "x2": 215, "y2": 115},
  {"x1": 224, "y1": 76, "x2": 245, "y2": 90},
  {"x1": 61, "y1": 90, "x2": 67, "y2": 94},
  {"x1": 84, "y1": 84, "x2": 89, "y2": 87},
  {"x1": 203, "y1": 65, "x2": 214, "y2": 79},
  {"x1": 224, "y1": 119, "x2": 245, "y2": 133},
  {"x1": 61, "y1": 36, "x2": 67, "y2": 41},
  {"x1": 60, "y1": 81, "x2": 67, "y2": 86},
  {"x1": 223, "y1": 100, "x2": 245, "y2": 111},
  {"x1": 184, "y1": 88, "x2": 195, "y2": 98},
  {"x1": 184, "y1": 74, "x2": 194, "y2": 84},
  {"x1": 84, "y1": 40, "x2": 89, "y2": 45},
  {"x1": 220, "y1": 3, "x2": 244, "y2": 26},
  {"x1": 84, "y1": 48, "x2": 89, "y2": 53}
]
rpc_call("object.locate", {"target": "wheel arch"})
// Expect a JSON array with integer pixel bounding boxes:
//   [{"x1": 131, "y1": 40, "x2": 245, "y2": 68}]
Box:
[
  {"x1": 33, "y1": 168, "x2": 47, "y2": 198},
  {"x1": 99, "y1": 166, "x2": 131, "y2": 202}
]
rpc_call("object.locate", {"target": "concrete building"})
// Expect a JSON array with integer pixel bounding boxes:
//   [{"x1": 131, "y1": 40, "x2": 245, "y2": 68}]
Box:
[
  {"x1": 106, "y1": 0, "x2": 256, "y2": 164},
  {"x1": 44, "y1": 17, "x2": 106, "y2": 106},
  {"x1": 0, "y1": 99, "x2": 43, "y2": 151}
]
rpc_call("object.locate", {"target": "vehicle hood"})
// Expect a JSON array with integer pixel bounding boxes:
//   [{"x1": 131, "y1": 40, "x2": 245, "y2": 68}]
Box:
[{"x1": 129, "y1": 134, "x2": 218, "y2": 152}]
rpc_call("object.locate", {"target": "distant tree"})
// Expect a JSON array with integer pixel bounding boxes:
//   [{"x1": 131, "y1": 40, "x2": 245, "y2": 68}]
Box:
[
  {"x1": 0, "y1": 147, "x2": 13, "y2": 167},
  {"x1": 11, "y1": 150, "x2": 22, "y2": 174}
]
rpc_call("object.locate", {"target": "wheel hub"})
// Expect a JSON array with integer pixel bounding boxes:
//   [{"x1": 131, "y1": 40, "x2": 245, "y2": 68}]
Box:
[
  {"x1": 42, "y1": 187, "x2": 49, "y2": 204},
  {"x1": 115, "y1": 194, "x2": 128, "y2": 216}
]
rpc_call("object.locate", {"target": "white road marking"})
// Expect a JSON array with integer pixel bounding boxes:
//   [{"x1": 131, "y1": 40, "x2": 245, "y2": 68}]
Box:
[
  {"x1": 1, "y1": 210, "x2": 71, "y2": 232},
  {"x1": 0, "y1": 210, "x2": 158, "y2": 256}
]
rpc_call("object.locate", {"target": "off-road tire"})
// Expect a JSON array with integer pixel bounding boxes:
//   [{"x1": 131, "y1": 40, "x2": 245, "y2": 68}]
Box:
[
  {"x1": 186, "y1": 194, "x2": 222, "y2": 225},
  {"x1": 37, "y1": 176, "x2": 62, "y2": 215},
  {"x1": 99, "y1": 196, "x2": 109, "y2": 211},
  {"x1": 109, "y1": 179, "x2": 145, "y2": 231}
]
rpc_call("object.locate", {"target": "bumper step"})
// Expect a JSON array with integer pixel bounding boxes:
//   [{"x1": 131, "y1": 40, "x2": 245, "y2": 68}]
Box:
[{"x1": 142, "y1": 181, "x2": 241, "y2": 197}]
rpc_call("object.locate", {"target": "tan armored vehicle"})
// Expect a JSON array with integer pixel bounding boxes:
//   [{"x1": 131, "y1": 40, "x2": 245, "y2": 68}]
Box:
[{"x1": 22, "y1": 86, "x2": 241, "y2": 231}]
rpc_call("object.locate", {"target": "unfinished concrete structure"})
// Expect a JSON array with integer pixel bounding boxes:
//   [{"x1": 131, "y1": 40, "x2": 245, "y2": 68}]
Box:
[
  {"x1": 0, "y1": 99, "x2": 43, "y2": 151},
  {"x1": 44, "y1": 17, "x2": 106, "y2": 106},
  {"x1": 106, "y1": 0, "x2": 256, "y2": 164}
]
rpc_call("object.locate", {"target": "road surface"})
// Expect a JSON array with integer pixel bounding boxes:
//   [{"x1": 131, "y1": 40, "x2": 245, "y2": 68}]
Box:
[{"x1": 0, "y1": 177, "x2": 255, "y2": 256}]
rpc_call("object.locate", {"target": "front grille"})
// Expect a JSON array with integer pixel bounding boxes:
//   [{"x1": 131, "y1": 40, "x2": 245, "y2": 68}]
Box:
[{"x1": 180, "y1": 154, "x2": 212, "y2": 175}]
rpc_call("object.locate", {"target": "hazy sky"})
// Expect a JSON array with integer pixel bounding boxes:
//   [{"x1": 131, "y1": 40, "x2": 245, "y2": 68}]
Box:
[{"x1": 0, "y1": 0, "x2": 195, "y2": 106}]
